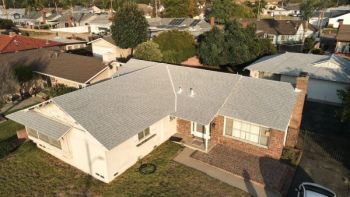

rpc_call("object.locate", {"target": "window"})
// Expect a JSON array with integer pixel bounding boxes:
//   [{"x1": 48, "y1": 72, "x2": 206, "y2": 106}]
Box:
[
  {"x1": 224, "y1": 117, "x2": 269, "y2": 146},
  {"x1": 138, "y1": 128, "x2": 150, "y2": 141},
  {"x1": 27, "y1": 128, "x2": 62, "y2": 149}
]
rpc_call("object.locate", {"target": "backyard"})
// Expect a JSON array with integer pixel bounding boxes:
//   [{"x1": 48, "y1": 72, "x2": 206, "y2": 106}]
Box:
[
  {"x1": 0, "y1": 121, "x2": 249, "y2": 196},
  {"x1": 288, "y1": 101, "x2": 350, "y2": 196}
]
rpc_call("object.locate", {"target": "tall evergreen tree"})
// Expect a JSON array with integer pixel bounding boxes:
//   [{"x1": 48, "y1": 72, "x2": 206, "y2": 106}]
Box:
[{"x1": 111, "y1": 2, "x2": 149, "y2": 53}]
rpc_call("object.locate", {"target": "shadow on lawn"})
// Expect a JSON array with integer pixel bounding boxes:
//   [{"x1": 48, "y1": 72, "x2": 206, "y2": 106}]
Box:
[{"x1": 0, "y1": 136, "x2": 24, "y2": 159}]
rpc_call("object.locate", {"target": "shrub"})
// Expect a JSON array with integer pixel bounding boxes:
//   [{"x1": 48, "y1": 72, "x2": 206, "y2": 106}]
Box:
[
  {"x1": 48, "y1": 84, "x2": 77, "y2": 98},
  {"x1": 134, "y1": 41, "x2": 162, "y2": 62},
  {"x1": 310, "y1": 48, "x2": 325, "y2": 55},
  {"x1": 153, "y1": 30, "x2": 196, "y2": 64},
  {"x1": 0, "y1": 19, "x2": 15, "y2": 29}
]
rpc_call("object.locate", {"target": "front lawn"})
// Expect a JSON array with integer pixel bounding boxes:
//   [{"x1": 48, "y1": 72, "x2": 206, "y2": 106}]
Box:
[{"x1": 0, "y1": 121, "x2": 249, "y2": 196}]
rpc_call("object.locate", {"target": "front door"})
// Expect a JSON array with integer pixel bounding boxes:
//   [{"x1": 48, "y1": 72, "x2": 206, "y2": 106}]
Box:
[{"x1": 191, "y1": 122, "x2": 210, "y2": 139}]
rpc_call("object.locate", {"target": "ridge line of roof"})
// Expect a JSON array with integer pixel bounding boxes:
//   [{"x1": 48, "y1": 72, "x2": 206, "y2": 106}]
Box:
[
  {"x1": 166, "y1": 65, "x2": 177, "y2": 112},
  {"x1": 0, "y1": 35, "x2": 16, "y2": 52}
]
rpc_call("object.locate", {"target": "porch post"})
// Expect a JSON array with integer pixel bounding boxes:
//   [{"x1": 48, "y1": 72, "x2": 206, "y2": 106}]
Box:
[{"x1": 205, "y1": 124, "x2": 209, "y2": 152}]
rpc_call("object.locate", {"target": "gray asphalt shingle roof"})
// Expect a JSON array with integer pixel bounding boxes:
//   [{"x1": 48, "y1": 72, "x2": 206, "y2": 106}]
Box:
[
  {"x1": 246, "y1": 52, "x2": 350, "y2": 84},
  {"x1": 7, "y1": 59, "x2": 299, "y2": 150},
  {"x1": 6, "y1": 110, "x2": 71, "y2": 140},
  {"x1": 219, "y1": 77, "x2": 298, "y2": 131}
]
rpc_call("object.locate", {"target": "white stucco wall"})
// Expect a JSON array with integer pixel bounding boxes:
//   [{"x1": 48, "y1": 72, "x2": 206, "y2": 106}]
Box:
[
  {"x1": 27, "y1": 103, "x2": 178, "y2": 183},
  {"x1": 329, "y1": 13, "x2": 350, "y2": 28},
  {"x1": 91, "y1": 39, "x2": 131, "y2": 61},
  {"x1": 280, "y1": 75, "x2": 349, "y2": 104},
  {"x1": 105, "y1": 116, "x2": 177, "y2": 182},
  {"x1": 30, "y1": 103, "x2": 109, "y2": 182}
]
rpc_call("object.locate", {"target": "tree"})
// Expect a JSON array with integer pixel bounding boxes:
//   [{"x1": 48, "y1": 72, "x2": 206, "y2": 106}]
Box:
[
  {"x1": 208, "y1": 0, "x2": 254, "y2": 24},
  {"x1": 0, "y1": 63, "x2": 19, "y2": 103},
  {"x1": 0, "y1": 19, "x2": 15, "y2": 29},
  {"x1": 198, "y1": 20, "x2": 276, "y2": 68},
  {"x1": 48, "y1": 84, "x2": 77, "y2": 98},
  {"x1": 111, "y1": 2, "x2": 149, "y2": 53},
  {"x1": 245, "y1": 0, "x2": 267, "y2": 17},
  {"x1": 337, "y1": 88, "x2": 350, "y2": 125},
  {"x1": 153, "y1": 30, "x2": 196, "y2": 64},
  {"x1": 198, "y1": 27, "x2": 228, "y2": 67},
  {"x1": 163, "y1": 0, "x2": 193, "y2": 17},
  {"x1": 134, "y1": 41, "x2": 163, "y2": 62},
  {"x1": 303, "y1": 37, "x2": 316, "y2": 53}
]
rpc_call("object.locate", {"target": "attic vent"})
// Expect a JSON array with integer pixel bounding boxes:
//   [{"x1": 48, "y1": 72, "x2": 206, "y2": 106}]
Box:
[
  {"x1": 177, "y1": 87, "x2": 182, "y2": 94},
  {"x1": 189, "y1": 88, "x2": 195, "y2": 97}
]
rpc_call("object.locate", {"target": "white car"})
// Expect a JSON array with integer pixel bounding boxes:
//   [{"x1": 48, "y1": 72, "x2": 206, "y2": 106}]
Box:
[{"x1": 297, "y1": 182, "x2": 336, "y2": 197}]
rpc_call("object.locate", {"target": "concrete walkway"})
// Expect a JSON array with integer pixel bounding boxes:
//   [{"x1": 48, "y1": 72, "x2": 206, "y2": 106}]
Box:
[{"x1": 174, "y1": 147, "x2": 281, "y2": 197}]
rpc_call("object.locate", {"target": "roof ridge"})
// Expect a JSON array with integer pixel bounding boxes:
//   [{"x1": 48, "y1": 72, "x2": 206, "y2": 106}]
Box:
[
  {"x1": 166, "y1": 65, "x2": 177, "y2": 112},
  {"x1": 216, "y1": 75, "x2": 243, "y2": 117}
]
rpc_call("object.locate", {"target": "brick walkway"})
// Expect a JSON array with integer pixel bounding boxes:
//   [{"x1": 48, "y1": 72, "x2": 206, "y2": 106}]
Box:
[{"x1": 191, "y1": 144, "x2": 294, "y2": 192}]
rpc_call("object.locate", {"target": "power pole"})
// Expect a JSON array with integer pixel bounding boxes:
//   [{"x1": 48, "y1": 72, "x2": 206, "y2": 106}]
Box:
[
  {"x1": 257, "y1": 0, "x2": 261, "y2": 20},
  {"x1": 155, "y1": 0, "x2": 158, "y2": 18}
]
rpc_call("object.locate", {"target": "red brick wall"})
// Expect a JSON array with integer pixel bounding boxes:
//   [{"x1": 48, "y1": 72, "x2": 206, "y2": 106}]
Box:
[
  {"x1": 176, "y1": 116, "x2": 285, "y2": 159},
  {"x1": 176, "y1": 118, "x2": 191, "y2": 136},
  {"x1": 211, "y1": 116, "x2": 285, "y2": 159},
  {"x1": 286, "y1": 76, "x2": 308, "y2": 147}
]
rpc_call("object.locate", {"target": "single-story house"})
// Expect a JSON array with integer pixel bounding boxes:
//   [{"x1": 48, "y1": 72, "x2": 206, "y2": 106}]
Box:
[
  {"x1": 0, "y1": 48, "x2": 118, "y2": 88},
  {"x1": 35, "y1": 52, "x2": 118, "y2": 88},
  {"x1": 89, "y1": 35, "x2": 131, "y2": 62},
  {"x1": 253, "y1": 19, "x2": 317, "y2": 45},
  {"x1": 246, "y1": 52, "x2": 350, "y2": 104},
  {"x1": 0, "y1": 8, "x2": 25, "y2": 22},
  {"x1": 7, "y1": 58, "x2": 307, "y2": 183},
  {"x1": 335, "y1": 24, "x2": 350, "y2": 55},
  {"x1": 309, "y1": 9, "x2": 350, "y2": 28},
  {"x1": 147, "y1": 18, "x2": 212, "y2": 38},
  {"x1": 49, "y1": 37, "x2": 88, "y2": 51},
  {"x1": 0, "y1": 33, "x2": 63, "y2": 54}
]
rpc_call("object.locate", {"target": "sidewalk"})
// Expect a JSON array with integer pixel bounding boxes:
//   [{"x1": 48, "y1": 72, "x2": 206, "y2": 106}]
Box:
[{"x1": 174, "y1": 147, "x2": 281, "y2": 197}]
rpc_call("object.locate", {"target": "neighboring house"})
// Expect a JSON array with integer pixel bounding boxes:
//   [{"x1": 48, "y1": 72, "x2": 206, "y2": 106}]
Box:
[
  {"x1": 0, "y1": 8, "x2": 25, "y2": 22},
  {"x1": 34, "y1": 52, "x2": 118, "y2": 88},
  {"x1": 89, "y1": 35, "x2": 131, "y2": 62},
  {"x1": 309, "y1": 10, "x2": 350, "y2": 29},
  {"x1": 262, "y1": 4, "x2": 300, "y2": 17},
  {"x1": 336, "y1": 24, "x2": 350, "y2": 55},
  {"x1": 137, "y1": 3, "x2": 153, "y2": 18},
  {"x1": 246, "y1": 52, "x2": 350, "y2": 104},
  {"x1": 49, "y1": 37, "x2": 87, "y2": 51},
  {"x1": 0, "y1": 48, "x2": 117, "y2": 88},
  {"x1": 147, "y1": 18, "x2": 212, "y2": 38},
  {"x1": 7, "y1": 58, "x2": 307, "y2": 183},
  {"x1": 328, "y1": 11, "x2": 350, "y2": 28},
  {"x1": 253, "y1": 19, "x2": 317, "y2": 45},
  {"x1": 88, "y1": 14, "x2": 112, "y2": 34},
  {"x1": 0, "y1": 33, "x2": 63, "y2": 54}
]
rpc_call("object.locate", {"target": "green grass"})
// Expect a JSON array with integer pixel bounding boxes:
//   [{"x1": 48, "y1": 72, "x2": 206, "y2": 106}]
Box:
[
  {"x1": 0, "y1": 132, "x2": 249, "y2": 196},
  {"x1": 0, "y1": 120, "x2": 24, "y2": 141}
]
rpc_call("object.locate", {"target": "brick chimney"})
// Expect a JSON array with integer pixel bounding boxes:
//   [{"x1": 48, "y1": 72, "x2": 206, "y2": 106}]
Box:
[
  {"x1": 285, "y1": 73, "x2": 309, "y2": 147},
  {"x1": 210, "y1": 16, "x2": 215, "y2": 27}
]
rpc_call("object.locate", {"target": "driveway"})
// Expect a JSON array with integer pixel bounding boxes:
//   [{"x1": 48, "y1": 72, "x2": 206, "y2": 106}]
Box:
[{"x1": 288, "y1": 102, "x2": 350, "y2": 197}]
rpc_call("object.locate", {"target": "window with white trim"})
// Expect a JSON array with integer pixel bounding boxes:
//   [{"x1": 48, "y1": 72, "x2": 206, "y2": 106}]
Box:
[
  {"x1": 138, "y1": 128, "x2": 150, "y2": 141},
  {"x1": 27, "y1": 128, "x2": 62, "y2": 149},
  {"x1": 224, "y1": 117, "x2": 269, "y2": 146}
]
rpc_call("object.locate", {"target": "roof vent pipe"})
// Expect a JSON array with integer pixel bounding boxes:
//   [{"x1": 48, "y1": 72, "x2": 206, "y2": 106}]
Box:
[
  {"x1": 190, "y1": 88, "x2": 194, "y2": 97},
  {"x1": 177, "y1": 87, "x2": 182, "y2": 94}
]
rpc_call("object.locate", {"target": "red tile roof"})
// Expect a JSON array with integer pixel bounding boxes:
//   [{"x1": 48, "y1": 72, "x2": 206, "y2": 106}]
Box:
[{"x1": 0, "y1": 34, "x2": 63, "y2": 53}]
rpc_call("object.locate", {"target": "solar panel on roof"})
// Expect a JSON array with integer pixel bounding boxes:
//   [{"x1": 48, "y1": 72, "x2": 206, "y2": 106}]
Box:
[
  {"x1": 169, "y1": 18, "x2": 185, "y2": 26},
  {"x1": 190, "y1": 19, "x2": 200, "y2": 27}
]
